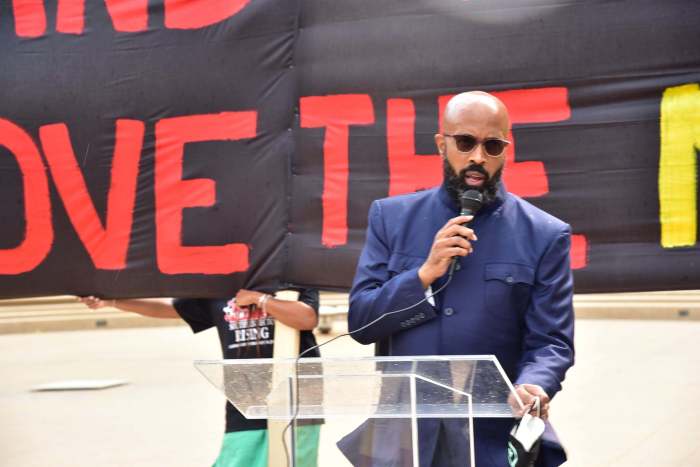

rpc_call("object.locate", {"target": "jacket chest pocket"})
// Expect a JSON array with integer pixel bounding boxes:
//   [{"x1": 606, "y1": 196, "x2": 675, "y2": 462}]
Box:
[{"x1": 483, "y1": 263, "x2": 534, "y2": 316}]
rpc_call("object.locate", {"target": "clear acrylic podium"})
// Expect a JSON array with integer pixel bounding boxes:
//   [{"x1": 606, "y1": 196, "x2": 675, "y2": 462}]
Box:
[{"x1": 195, "y1": 355, "x2": 521, "y2": 466}]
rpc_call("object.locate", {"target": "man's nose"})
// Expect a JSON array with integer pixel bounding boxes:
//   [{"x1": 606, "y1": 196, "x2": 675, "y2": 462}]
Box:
[{"x1": 468, "y1": 143, "x2": 487, "y2": 164}]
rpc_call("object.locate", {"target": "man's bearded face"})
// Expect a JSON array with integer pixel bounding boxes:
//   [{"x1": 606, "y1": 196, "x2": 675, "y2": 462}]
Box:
[{"x1": 443, "y1": 159, "x2": 502, "y2": 205}]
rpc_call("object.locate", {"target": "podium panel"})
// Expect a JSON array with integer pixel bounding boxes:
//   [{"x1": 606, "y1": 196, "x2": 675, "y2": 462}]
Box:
[{"x1": 195, "y1": 355, "x2": 522, "y2": 466}]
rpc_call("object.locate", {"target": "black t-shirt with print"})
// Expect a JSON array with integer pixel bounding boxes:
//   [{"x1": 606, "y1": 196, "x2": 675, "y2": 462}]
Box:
[{"x1": 173, "y1": 289, "x2": 320, "y2": 432}]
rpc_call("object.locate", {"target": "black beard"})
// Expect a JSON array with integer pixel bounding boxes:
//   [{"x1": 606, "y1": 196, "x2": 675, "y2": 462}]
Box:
[{"x1": 443, "y1": 159, "x2": 502, "y2": 206}]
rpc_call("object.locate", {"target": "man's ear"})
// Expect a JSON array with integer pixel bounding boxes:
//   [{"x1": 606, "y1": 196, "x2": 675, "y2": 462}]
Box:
[{"x1": 434, "y1": 133, "x2": 446, "y2": 156}]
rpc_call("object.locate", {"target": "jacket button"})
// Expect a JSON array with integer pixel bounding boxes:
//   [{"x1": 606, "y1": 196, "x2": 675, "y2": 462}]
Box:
[
  {"x1": 505, "y1": 275, "x2": 514, "y2": 284},
  {"x1": 456, "y1": 263, "x2": 462, "y2": 271},
  {"x1": 444, "y1": 307, "x2": 454, "y2": 316}
]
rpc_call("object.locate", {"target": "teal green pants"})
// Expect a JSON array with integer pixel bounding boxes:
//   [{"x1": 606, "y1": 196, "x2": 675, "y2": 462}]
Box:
[{"x1": 213, "y1": 425, "x2": 320, "y2": 467}]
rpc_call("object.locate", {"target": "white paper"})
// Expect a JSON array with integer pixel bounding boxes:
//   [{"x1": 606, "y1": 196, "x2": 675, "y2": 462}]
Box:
[
  {"x1": 31, "y1": 379, "x2": 128, "y2": 391},
  {"x1": 513, "y1": 413, "x2": 545, "y2": 452}
]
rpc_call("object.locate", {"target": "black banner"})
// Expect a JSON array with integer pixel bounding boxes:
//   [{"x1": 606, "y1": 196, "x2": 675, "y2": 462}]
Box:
[
  {"x1": 0, "y1": 0, "x2": 300, "y2": 297},
  {"x1": 0, "y1": 0, "x2": 699, "y2": 297}
]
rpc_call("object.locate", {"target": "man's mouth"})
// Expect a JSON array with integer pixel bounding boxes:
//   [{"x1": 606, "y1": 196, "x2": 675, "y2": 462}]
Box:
[{"x1": 464, "y1": 171, "x2": 486, "y2": 187}]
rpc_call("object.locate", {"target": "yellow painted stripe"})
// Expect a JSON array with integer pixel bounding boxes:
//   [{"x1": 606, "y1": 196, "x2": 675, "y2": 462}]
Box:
[{"x1": 659, "y1": 83, "x2": 699, "y2": 248}]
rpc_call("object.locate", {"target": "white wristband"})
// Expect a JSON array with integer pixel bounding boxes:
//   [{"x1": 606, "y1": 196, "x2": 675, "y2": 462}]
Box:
[{"x1": 257, "y1": 294, "x2": 271, "y2": 312}]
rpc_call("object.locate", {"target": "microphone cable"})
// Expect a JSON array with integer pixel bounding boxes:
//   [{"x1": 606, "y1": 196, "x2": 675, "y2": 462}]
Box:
[{"x1": 281, "y1": 274, "x2": 455, "y2": 467}]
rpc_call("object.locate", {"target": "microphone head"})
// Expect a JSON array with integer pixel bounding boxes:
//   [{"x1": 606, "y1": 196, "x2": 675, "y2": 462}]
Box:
[{"x1": 459, "y1": 189, "x2": 483, "y2": 215}]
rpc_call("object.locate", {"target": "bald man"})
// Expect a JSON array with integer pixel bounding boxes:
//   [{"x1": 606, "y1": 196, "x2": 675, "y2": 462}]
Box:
[{"x1": 346, "y1": 92, "x2": 574, "y2": 466}]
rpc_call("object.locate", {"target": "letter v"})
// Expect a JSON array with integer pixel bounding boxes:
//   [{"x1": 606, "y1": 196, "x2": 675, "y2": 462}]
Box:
[{"x1": 40, "y1": 120, "x2": 144, "y2": 269}]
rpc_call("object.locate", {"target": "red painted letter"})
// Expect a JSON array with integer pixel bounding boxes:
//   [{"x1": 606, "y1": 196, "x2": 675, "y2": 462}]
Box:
[
  {"x1": 56, "y1": 0, "x2": 84, "y2": 34},
  {"x1": 300, "y1": 94, "x2": 375, "y2": 247},
  {"x1": 570, "y1": 234, "x2": 588, "y2": 270},
  {"x1": 104, "y1": 0, "x2": 148, "y2": 32},
  {"x1": 40, "y1": 120, "x2": 144, "y2": 269},
  {"x1": 438, "y1": 87, "x2": 571, "y2": 197},
  {"x1": 164, "y1": 0, "x2": 250, "y2": 29},
  {"x1": 105, "y1": 0, "x2": 147, "y2": 31},
  {"x1": 155, "y1": 112, "x2": 256, "y2": 274},
  {"x1": 56, "y1": 0, "x2": 148, "y2": 34},
  {"x1": 387, "y1": 88, "x2": 570, "y2": 199},
  {"x1": 386, "y1": 98, "x2": 442, "y2": 196},
  {"x1": 0, "y1": 119, "x2": 53, "y2": 274},
  {"x1": 13, "y1": 0, "x2": 46, "y2": 38}
]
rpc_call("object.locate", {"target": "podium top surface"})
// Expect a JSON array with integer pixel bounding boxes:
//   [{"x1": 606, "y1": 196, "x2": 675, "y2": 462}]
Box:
[{"x1": 195, "y1": 355, "x2": 521, "y2": 420}]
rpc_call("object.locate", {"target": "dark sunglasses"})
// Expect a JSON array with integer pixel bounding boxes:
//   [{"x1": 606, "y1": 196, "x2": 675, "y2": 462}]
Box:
[{"x1": 442, "y1": 134, "x2": 510, "y2": 157}]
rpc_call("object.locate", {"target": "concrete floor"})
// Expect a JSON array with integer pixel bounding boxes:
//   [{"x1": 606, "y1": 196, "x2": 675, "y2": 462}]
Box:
[{"x1": 1, "y1": 319, "x2": 698, "y2": 467}]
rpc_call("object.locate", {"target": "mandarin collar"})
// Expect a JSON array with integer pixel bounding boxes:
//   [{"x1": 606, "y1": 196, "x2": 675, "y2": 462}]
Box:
[{"x1": 437, "y1": 181, "x2": 507, "y2": 217}]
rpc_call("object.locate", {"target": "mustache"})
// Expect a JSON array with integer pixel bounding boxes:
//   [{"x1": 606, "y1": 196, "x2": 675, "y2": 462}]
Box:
[{"x1": 459, "y1": 164, "x2": 490, "y2": 181}]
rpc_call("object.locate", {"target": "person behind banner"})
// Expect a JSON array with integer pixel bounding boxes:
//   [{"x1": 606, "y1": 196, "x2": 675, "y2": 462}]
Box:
[
  {"x1": 347, "y1": 91, "x2": 575, "y2": 466},
  {"x1": 79, "y1": 288, "x2": 321, "y2": 467}
]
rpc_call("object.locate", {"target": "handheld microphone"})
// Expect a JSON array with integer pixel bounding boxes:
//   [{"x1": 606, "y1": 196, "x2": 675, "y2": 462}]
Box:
[{"x1": 447, "y1": 189, "x2": 483, "y2": 277}]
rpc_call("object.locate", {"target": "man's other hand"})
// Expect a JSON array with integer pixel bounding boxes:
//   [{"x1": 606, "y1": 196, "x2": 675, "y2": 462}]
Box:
[{"x1": 513, "y1": 383, "x2": 551, "y2": 420}]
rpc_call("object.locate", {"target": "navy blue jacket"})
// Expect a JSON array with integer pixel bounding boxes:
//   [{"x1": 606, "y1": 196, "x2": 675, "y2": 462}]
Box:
[{"x1": 347, "y1": 183, "x2": 575, "y2": 466}]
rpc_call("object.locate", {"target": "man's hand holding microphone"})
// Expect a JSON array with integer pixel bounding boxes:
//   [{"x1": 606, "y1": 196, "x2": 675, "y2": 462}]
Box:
[
  {"x1": 418, "y1": 215, "x2": 478, "y2": 288},
  {"x1": 418, "y1": 190, "x2": 483, "y2": 288}
]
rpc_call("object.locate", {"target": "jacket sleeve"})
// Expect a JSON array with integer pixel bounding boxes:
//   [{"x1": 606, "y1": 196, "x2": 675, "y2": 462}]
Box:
[
  {"x1": 348, "y1": 200, "x2": 437, "y2": 345},
  {"x1": 514, "y1": 226, "x2": 575, "y2": 398}
]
